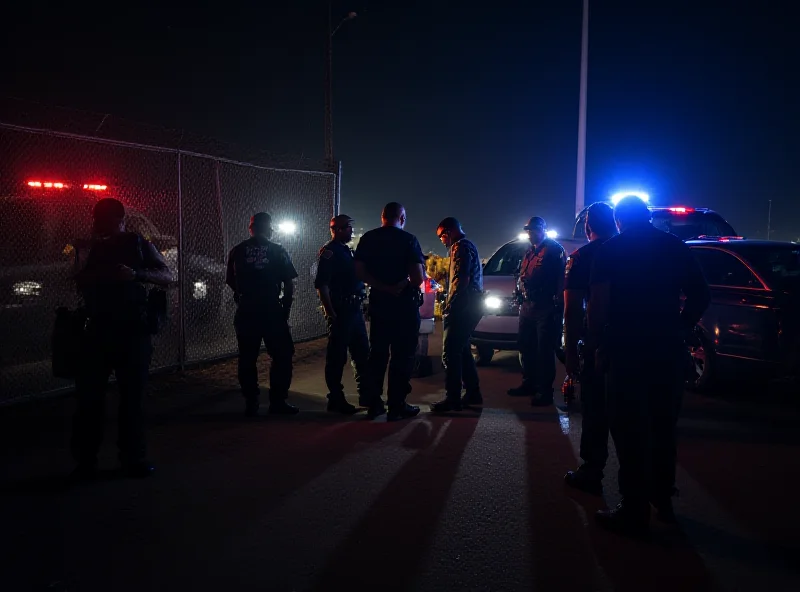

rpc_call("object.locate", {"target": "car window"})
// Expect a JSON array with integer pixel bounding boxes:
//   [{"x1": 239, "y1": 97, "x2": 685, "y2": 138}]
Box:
[
  {"x1": 652, "y1": 212, "x2": 736, "y2": 240},
  {"x1": 736, "y1": 244, "x2": 800, "y2": 289},
  {"x1": 483, "y1": 241, "x2": 528, "y2": 276},
  {"x1": 692, "y1": 248, "x2": 760, "y2": 288}
]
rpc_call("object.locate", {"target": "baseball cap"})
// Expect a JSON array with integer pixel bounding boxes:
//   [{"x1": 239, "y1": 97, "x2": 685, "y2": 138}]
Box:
[
  {"x1": 250, "y1": 212, "x2": 272, "y2": 227},
  {"x1": 523, "y1": 216, "x2": 547, "y2": 231},
  {"x1": 330, "y1": 214, "x2": 354, "y2": 228}
]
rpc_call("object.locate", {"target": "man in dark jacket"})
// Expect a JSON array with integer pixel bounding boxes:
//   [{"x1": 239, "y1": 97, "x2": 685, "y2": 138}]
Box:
[
  {"x1": 432, "y1": 217, "x2": 484, "y2": 412},
  {"x1": 587, "y1": 196, "x2": 711, "y2": 535},
  {"x1": 72, "y1": 198, "x2": 173, "y2": 480}
]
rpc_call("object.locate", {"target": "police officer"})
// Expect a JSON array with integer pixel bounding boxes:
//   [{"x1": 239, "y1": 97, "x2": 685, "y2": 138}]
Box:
[
  {"x1": 431, "y1": 217, "x2": 484, "y2": 412},
  {"x1": 226, "y1": 212, "x2": 299, "y2": 417},
  {"x1": 354, "y1": 202, "x2": 426, "y2": 421},
  {"x1": 315, "y1": 214, "x2": 369, "y2": 415},
  {"x1": 508, "y1": 216, "x2": 566, "y2": 406},
  {"x1": 71, "y1": 198, "x2": 173, "y2": 479},
  {"x1": 562, "y1": 202, "x2": 618, "y2": 494},
  {"x1": 587, "y1": 196, "x2": 710, "y2": 535}
]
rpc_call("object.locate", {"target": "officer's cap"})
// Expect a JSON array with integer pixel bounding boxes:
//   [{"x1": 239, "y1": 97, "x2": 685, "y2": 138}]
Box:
[
  {"x1": 523, "y1": 216, "x2": 547, "y2": 231},
  {"x1": 330, "y1": 214, "x2": 354, "y2": 229},
  {"x1": 250, "y1": 212, "x2": 272, "y2": 228},
  {"x1": 93, "y1": 198, "x2": 125, "y2": 222}
]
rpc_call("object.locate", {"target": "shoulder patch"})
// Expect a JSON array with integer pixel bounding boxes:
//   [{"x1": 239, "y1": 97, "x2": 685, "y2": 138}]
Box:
[{"x1": 320, "y1": 249, "x2": 334, "y2": 260}]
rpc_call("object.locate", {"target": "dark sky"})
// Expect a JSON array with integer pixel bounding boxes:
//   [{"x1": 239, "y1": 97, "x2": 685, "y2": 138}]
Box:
[{"x1": 4, "y1": 0, "x2": 798, "y2": 254}]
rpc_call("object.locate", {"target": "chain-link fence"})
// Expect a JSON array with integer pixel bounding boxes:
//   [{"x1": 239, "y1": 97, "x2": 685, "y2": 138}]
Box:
[{"x1": 0, "y1": 118, "x2": 336, "y2": 404}]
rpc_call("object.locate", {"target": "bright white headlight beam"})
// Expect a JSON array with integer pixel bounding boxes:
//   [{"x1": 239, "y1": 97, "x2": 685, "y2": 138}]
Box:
[
  {"x1": 278, "y1": 221, "x2": 297, "y2": 234},
  {"x1": 610, "y1": 191, "x2": 650, "y2": 206}
]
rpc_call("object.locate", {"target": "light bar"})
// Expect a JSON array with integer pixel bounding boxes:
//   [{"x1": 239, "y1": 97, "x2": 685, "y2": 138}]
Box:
[
  {"x1": 83, "y1": 184, "x2": 108, "y2": 191},
  {"x1": 668, "y1": 207, "x2": 694, "y2": 213},
  {"x1": 610, "y1": 191, "x2": 650, "y2": 206},
  {"x1": 27, "y1": 181, "x2": 67, "y2": 189},
  {"x1": 546, "y1": 229, "x2": 558, "y2": 239}
]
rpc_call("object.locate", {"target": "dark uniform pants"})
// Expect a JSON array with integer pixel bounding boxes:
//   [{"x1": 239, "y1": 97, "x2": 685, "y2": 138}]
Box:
[
  {"x1": 578, "y1": 352, "x2": 609, "y2": 476},
  {"x1": 442, "y1": 305, "x2": 483, "y2": 399},
  {"x1": 606, "y1": 345, "x2": 684, "y2": 506},
  {"x1": 72, "y1": 327, "x2": 152, "y2": 467},
  {"x1": 367, "y1": 306, "x2": 420, "y2": 409},
  {"x1": 325, "y1": 306, "x2": 370, "y2": 400},
  {"x1": 518, "y1": 307, "x2": 559, "y2": 396},
  {"x1": 235, "y1": 308, "x2": 294, "y2": 403}
]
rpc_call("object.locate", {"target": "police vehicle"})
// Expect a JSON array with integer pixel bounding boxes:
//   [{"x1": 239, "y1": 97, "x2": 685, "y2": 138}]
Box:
[
  {"x1": 685, "y1": 237, "x2": 800, "y2": 390},
  {"x1": 471, "y1": 197, "x2": 738, "y2": 365},
  {"x1": 0, "y1": 179, "x2": 226, "y2": 368}
]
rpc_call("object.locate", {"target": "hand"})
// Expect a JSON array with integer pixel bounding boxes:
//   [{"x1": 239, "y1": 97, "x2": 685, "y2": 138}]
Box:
[
  {"x1": 387, "y1": 279, "x2": 408, "y2": 297},
  {"x1": 111, "y1": 265, "x2": 137, "y2": 282}
]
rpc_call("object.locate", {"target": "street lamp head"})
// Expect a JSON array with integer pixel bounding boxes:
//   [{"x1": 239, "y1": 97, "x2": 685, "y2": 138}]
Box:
[{"x1": 347, "y1": 12, "x2": 357, "y2": 19}]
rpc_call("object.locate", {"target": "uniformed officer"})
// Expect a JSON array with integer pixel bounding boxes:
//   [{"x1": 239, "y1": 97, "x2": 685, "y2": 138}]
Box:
[
  {"x1": 431, "y1": 217, "x2": 484, "y2": 412},
  {"x1": 354, "y1": 202, "x2": 426, "y2": 421},
  {"x1": 562, "y1": 202, "x2": 618, "y2": 494},
  {"x1": 315, "y1": 214, "x2": 369, "y2": 415},
  {"x1": 226, "y1": 212, "x2": 299, "y2": 417},
  {"x1": 71, "y1": 198, "x2": 173, "y2": 480},
  {"x1": 508, "y1": 216, "x2": 566, "y2": 406},
  {"x1": 587, "y1": 196, "x2": 710, "y2": 535}
]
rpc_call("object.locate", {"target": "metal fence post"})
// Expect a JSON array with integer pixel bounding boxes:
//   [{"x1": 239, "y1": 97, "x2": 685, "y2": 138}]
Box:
[
  {"x1": 177, "y1": 150, "x2": 186, "y2": 371},
  {"x1": 335, "y1": 160, "x2": 342, "y2": 216}
]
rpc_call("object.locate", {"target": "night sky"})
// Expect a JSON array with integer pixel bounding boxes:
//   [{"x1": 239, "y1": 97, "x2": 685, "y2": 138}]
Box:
[{"x1": 4, "y1": 0, "x2": 797, "y2": 255}]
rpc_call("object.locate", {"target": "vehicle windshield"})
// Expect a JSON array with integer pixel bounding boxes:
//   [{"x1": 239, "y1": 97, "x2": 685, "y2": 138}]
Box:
[
  {"x1": 737, "y1": 244, "x2": 800, "y2": 289},
  {"x1": 483, "y1": 240, "x2": 528, "y2": 276},
  {"x1": 651, "y1": 211, "x2": 736, "y2": 240}
]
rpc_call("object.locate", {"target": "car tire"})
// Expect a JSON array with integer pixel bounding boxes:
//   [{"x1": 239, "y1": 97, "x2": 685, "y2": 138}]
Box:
[
  {"x1": 686, "y1": 327, "x2": 716, "y2": 393},
  {"x1": 474, "y1": 345, "x2": 495, "y2": 366}
]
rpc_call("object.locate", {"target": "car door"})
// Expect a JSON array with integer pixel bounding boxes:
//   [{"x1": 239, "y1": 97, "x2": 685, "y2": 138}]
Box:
[{"x1": 691, "y1": 246, "x2": 777, "y2": 360}]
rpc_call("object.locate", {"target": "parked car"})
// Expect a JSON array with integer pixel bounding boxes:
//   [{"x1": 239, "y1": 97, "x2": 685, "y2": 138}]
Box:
[
  {"x1": 685, "y1": 238, "x2": 800, "y2": 390},
  {"x1": 0, "y1": 180, "x2": 226, "y2": 367},
  {"x1": 471, "y1": 203, "x2": 739, "y2": 365}
]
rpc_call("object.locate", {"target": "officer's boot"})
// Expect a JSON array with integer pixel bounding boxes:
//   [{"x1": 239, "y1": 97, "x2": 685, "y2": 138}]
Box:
[
  {"x1": 461, "y1": 390, "x2": 483, "y2": 406},
  {"x1": 327, "y1": 393, "x2": 358, "y2": 415},
  {"x1": 564, "y1": 464, "x2": 603, "y2": 496},
  {"x1": 245, "y1": 397, "x2": 260, "y2": 418},
  {"x1": 507, "y1": 384, "x2": 535, "y2": 397},
  {"x1": 530, "y1": 391, "x2": 554, "y2": 406},
  {"x1": 431, "y1": 396, "x2": 463, "y2": 413},
  {"x1": 595, "y1": 500, "x2": 650, "y2": 537}
]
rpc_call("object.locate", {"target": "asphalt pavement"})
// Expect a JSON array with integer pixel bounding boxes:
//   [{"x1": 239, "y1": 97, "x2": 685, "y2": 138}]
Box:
[{"x1": 2, "y1": 322, "x2": 799, "y2": 592}]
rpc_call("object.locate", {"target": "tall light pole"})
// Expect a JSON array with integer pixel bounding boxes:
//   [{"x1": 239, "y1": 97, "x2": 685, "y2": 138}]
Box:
[
  {"x1": 324, "y1": 5, "x2": 357, "y2": 169},
  {"x1": 574, "y1": 0, "x2": 589, "y2": 217},
  {"x1": 767, "y1": 199, "x2": 772, "y2": 240}
]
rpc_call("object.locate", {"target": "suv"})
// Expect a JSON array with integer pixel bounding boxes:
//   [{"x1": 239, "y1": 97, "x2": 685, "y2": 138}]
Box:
[
  {"x1": 686, "y1": 238, "x2": 800, "y2": 390},
  {"x1": 471, "y1": 204, "x2": 738, "y2": 365}
]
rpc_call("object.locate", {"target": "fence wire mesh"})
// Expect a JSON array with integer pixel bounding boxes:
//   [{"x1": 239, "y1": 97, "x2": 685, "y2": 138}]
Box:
[{"x1": 0, "y1": 121, "x2": 335, "y2": 404}]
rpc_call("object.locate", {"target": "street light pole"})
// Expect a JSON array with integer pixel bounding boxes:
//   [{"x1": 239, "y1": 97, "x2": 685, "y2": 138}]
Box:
[
  {"x1": 324, "y1": 5, "x2": 356, "y2": 169},
  {"x1": 767, "y1": 199, "x2": 772, "y2": 240},
  {"x1": 575, "y1": 0, "x2": 589, "y2": 218}
]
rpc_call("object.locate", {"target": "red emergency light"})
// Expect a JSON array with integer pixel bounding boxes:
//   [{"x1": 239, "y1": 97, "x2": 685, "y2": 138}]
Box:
[
  {"x1": 83, "y1": 184, "x2": 108, "y2": 191},
  {"x1": 668, "y1": 207, "x2": 694, "y2": 213},
  {"x1": 27, "y1": 180, "x2": 67, "y2": 189}
]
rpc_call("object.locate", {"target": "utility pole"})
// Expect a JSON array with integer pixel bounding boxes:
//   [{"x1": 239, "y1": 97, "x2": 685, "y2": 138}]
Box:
[
  {"x1": 324, "y1": 5, "x2": 357, "y2": 170},
  {"x1": 324, "y1": 2, "x2": 334, "y2": 169},
  {"x1": 767, "y1": 199, "x2": 772, "y2": 240},
  {"x1": 574, "y1": 0, "x2": 589, "y2": 218}
]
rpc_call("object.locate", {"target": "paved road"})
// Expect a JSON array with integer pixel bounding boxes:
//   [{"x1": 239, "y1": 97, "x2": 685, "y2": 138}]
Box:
[{"x1": 2, "y1": 325, "x2": 799, "y2": 591}]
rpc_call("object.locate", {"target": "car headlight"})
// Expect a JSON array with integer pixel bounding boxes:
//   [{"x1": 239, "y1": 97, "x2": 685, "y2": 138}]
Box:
[
  {"x1": 484, "y1": 296, "x2": 502, "y2": 310},
  {"x1": 13, "y1": 281, "x2": 42, "y2": 297}
]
